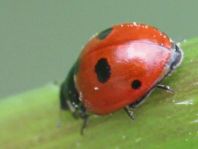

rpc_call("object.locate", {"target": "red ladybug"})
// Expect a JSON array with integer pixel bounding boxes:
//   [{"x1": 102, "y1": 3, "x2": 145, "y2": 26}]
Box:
[{"x1": 60, "y1": 23, "x2": 183, "y2": 133}]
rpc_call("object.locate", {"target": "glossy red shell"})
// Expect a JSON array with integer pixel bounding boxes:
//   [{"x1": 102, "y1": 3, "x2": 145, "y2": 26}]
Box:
[{"x1": 75, "y1": 23, "x2": 173, "y2": 115}]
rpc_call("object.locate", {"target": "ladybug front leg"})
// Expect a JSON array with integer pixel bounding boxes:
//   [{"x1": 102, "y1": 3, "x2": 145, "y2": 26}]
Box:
[
  {"x1": 69, "y1": 103, "x2": 90, "y2": 135},
  {"x1": 156, "y1": 84, "x2": 174, "y2": 94},
  {"x1": 80, "y1": 113, "x2": 89, "y2": 135},
  {"x1": 124, "y1": 106, "x2": 135, "y2": 120}
]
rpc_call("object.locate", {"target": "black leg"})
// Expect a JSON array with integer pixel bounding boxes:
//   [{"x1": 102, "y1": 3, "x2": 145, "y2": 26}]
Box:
[
  {"x1": 80, "y1": 114, "x2": 89, "y2": 135},
  {"x1": 124, "y1": 106, "x2": 135, "y2": 120},
  {"x1": 156, "y1": 84, "x2": 174, "y2": 94}
]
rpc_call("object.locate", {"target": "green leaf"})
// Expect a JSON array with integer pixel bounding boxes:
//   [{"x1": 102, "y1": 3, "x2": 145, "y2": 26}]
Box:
[{"x1": 0, "y1": 39, "x2": 198, "y2": 149}]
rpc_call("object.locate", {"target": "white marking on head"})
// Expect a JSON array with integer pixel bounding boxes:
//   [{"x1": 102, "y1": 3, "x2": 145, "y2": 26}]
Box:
[{"x1": 79, "y1": 91, "x2": 83, "y2": 101}]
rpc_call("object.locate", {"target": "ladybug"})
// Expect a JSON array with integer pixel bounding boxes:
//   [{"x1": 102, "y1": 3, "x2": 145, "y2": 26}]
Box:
[{"x1": 60, "y1": 23, "x2": 183, "y2": 134}]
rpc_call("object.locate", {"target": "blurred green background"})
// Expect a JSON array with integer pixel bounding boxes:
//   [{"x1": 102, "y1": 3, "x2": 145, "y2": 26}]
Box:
[{"x1": 0, "y1": 0, "x2": 197, "y2": 98}]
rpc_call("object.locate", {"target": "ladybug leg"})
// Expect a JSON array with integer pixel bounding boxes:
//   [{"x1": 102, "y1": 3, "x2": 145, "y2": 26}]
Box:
[
  {"x1": 156, "y1": 84, "x2": 174, "y2": 94},
  {"x1": 124, "y1": 106, "x2": 135, "y2": 120},
  {"x1": 80, "y1": 113, "x2": 89, "y2": 135},
  {"x1": 66, "y1": 102, "x2": 90, "y2": 135}
]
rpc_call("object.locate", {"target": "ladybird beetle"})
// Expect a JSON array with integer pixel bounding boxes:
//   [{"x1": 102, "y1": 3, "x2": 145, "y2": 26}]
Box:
[{"x1": 60, "y1": 23, "x2": 183, "y2": 134}]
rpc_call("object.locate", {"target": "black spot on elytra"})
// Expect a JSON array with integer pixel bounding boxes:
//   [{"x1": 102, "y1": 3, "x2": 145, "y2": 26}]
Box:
[
  {"x1": 97, "y1": 27, "x2": 112, "y2": 40},
  {"x1": 131, "y1": 80, "x2": 142, "y2": 89},
  {"x1": 95, "y1": 58, "x2": 111, "y2": 83}
]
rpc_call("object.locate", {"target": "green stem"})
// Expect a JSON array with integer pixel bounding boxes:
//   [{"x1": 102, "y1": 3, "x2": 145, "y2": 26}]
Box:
[{"x1": 0, "y1": 39, "x2": 198, "y2": 149}]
